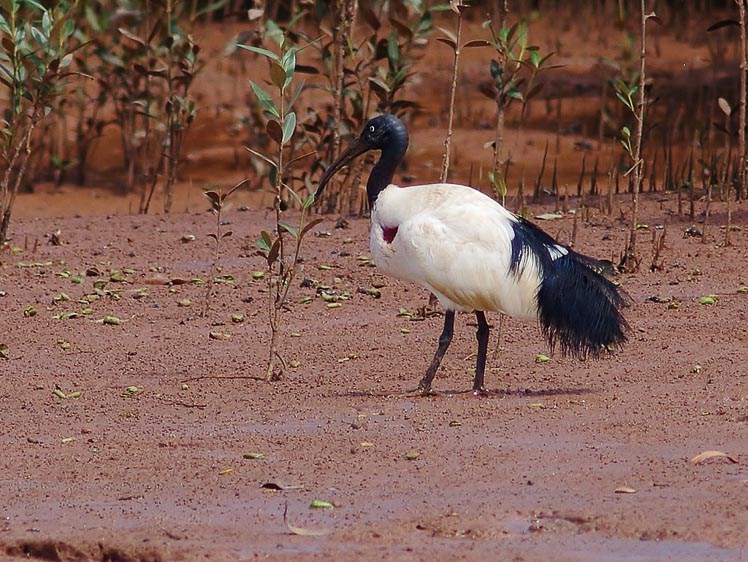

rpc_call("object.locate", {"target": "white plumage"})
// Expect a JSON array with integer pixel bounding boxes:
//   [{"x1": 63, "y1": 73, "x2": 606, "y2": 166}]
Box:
[
  {"x1": 371, "y1": 182, "x2": 563, "y2": 319},
  {"x1": 315, "y1": 114, "x2": 629, "y2": 395}
]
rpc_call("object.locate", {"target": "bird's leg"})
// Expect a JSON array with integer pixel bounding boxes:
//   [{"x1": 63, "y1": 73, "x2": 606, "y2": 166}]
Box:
[
  {"x1": 473, "y1": 311, "x2": 490, "y2": 395},
  {"x1": 416, "y1": 310, "x2": 455, "y2": 393}
]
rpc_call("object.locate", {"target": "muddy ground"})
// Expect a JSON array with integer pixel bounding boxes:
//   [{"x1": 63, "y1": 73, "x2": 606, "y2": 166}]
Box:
[
  {"x1": 1, "y1": 12, "x2": 747, "y2": 562},
  {"x1": 1, "y1": 192, "x2": 746, "y2": 561}
]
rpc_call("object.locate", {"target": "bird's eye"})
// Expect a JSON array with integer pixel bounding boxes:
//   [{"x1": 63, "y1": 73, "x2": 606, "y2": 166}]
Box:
[{"x1": 369, "y1": 125, "x2": 375, "y2": 133}]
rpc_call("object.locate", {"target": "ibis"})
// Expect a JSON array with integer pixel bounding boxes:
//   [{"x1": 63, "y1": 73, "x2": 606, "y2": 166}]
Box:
[{"x1": 315, "y1": 114, "x2": 629, "y2": 394}]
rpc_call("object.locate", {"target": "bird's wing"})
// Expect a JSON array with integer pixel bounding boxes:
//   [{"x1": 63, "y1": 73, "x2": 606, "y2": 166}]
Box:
[{"x1": 380, "y1": 184, "x2": 541, "y2": 317}]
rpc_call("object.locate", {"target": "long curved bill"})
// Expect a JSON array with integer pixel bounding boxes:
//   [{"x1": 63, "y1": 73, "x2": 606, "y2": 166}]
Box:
[{"x1": 314, "y1": 135, "x2": 372, "y2": 200}]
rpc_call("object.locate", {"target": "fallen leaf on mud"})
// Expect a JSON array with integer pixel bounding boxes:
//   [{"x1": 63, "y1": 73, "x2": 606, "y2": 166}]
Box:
[
  {"x1": 243, "y1": 452, "x2": 266, "y2": 460},
  {"x1": 614, "y1": 486, "x2": 638, "y2": 494},
  {"x1": 357, "y1": 287, "x2": 381, "y2": 298},
  {"x1": 529, "y1": 402, "x2": 544, "y2": 409},
  {"x1": 181, "y1": 234, "x2": 196, "y2": 242},
  {"x1": 101, "y1": 315, "x2": 122, "y2": 325},
  {"x1": 738, "y1": 286, "x2": 748, "y2": 294},
  {"x1": 177, "y1": 298, "x2": 192, "y2": 307},
  {"x1": 53, "y1": 388, "x2": 67, "y2": 399},
  {"x1": 690, "y1": 450, "x2": 738, "y2": 464},
  {"x1": 698, "y1": 295, "x2": 717, "y2": 305},
  {"x1": 218, "y1": 468, "x2": 234, "y2": 475},
  {"x1": 535, "y1": 353, "x2": 551, "y2": 363},
  {"x1": 16, "y1": 261, "x2": 53, "y2": 268},
  {"x1": 61, "y1": 437, "x2": 75, "y2": 443},
  {"x1": 309, "y1": 500, "x2": 334, "y2": 509},
  {"x1": 284, "y1": 503, "x2": 332, "y2": 536},
  {"x1": 209, "y1": 331, "x2": 232, "y2": 340},
  {"x1": 124, "y1": 385, "x2": 144, "y2": 396},
  {"x1": 261, "y1": 480, "x2": 303, "y2": 491},
  {"x1": 404, "y1": 451, "x2": 420, "y2": 460},
  {"x1": 535, "y1": 212, "x2": 564, "y2": 220},
  {"x1": 0, "y1": 343, "x2": 8, "y2": 359}
]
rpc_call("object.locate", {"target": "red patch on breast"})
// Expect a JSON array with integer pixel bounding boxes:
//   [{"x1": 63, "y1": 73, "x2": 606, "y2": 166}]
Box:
[{"x1": 382, "y1": 225, "x2": 399, "y2": 244}]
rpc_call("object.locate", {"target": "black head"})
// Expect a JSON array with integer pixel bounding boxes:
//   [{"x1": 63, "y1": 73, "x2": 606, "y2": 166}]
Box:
[{"x1": 314, "y1": 114, "x2": 409, "y2": 199}]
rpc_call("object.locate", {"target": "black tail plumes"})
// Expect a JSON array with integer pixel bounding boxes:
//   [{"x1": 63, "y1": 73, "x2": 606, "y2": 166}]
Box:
[
  {"x1": 537, "y1": 251, "x2": 629, "y2": 357},
  {"x1": 510, "y1": 216, "x2": 630, "y2": 358}
]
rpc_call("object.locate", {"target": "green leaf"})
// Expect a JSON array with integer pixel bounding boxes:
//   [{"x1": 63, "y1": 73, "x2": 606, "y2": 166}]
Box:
[
  {"x1": 303, "y1": 193, "x2": 316, "y2": 209},
  {"x1": 310, "y1": 500, "x2": 334, "y2": 509},
  {"x1": 236, "y1": 44, "x2": 280, "y2": 61},
  {"x1": 62, "y1": 18, "x2": 75, "y2": 40},
  {"x1": 386, "y1": 31, "x2": 400, "y2": 69},
  {"x1": 30, "y1": 26, "x2": 47, "y2": 48},
  {"x1": 249, "y1": 80, "x2": 280, "y2": 118},
  {"x1": 0, "y1": 13, "x2": 10, "y2": 35},
  {"x1": 265, "y1": 19, "x2": 284, "y2": 47},
  {"x1": 368, "y1": 77, "x2": 390, "y2": 94},
  {"x1": 41, "y1": 9, "x2": 52, "y2": 35},
  {"x1": 281, "y1": 111, "x2": 296, "y2": 145},
  {"x1": 528, "y1": 50, "x2": 541, "y2": 68},
  {"x1": 23, "y1": 0, "x2": 47, "y2": 11},
  {"x1": 616, "y1": 92, "x2": 634, "y2": 112},
  {"x1": 118, "y1": 27, "x2": 146, "y2": 47},
  {"x1": 278, "y1": 221, "x2": 298, "y2": 238},
  {"x1": 281, "y1": 47, "x2": 296, "y2": 88},
  {"x1": 256, "y1": 231, "x2": 273, "y2": 253},
  {"x1": 506, "y1": 88, "x2": 523, "y2": 101}
]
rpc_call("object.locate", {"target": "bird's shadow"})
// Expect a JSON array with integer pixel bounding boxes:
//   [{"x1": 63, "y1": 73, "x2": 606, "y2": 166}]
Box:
[{"x1": 340, "y1": 386, "x2": 596, "y2": 399}]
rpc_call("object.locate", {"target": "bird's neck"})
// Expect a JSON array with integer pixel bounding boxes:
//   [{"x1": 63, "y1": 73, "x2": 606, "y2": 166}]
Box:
[{"x1": 367, "y1": 143, "x2": 407, "y2": 209}]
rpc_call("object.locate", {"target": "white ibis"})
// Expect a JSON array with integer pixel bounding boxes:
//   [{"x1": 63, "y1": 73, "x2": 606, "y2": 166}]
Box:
[{"x1": 315, "y1": 114, "x2": 629, "y2": 395}]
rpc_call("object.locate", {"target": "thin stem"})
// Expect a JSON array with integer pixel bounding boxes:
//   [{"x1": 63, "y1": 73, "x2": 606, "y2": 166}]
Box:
[
  {"x1": 624, "y1": 0, "x2": 650, "y2": 272},
  {"x1": 440, "y1": 8, "x2": 463, "y2": 183}
]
